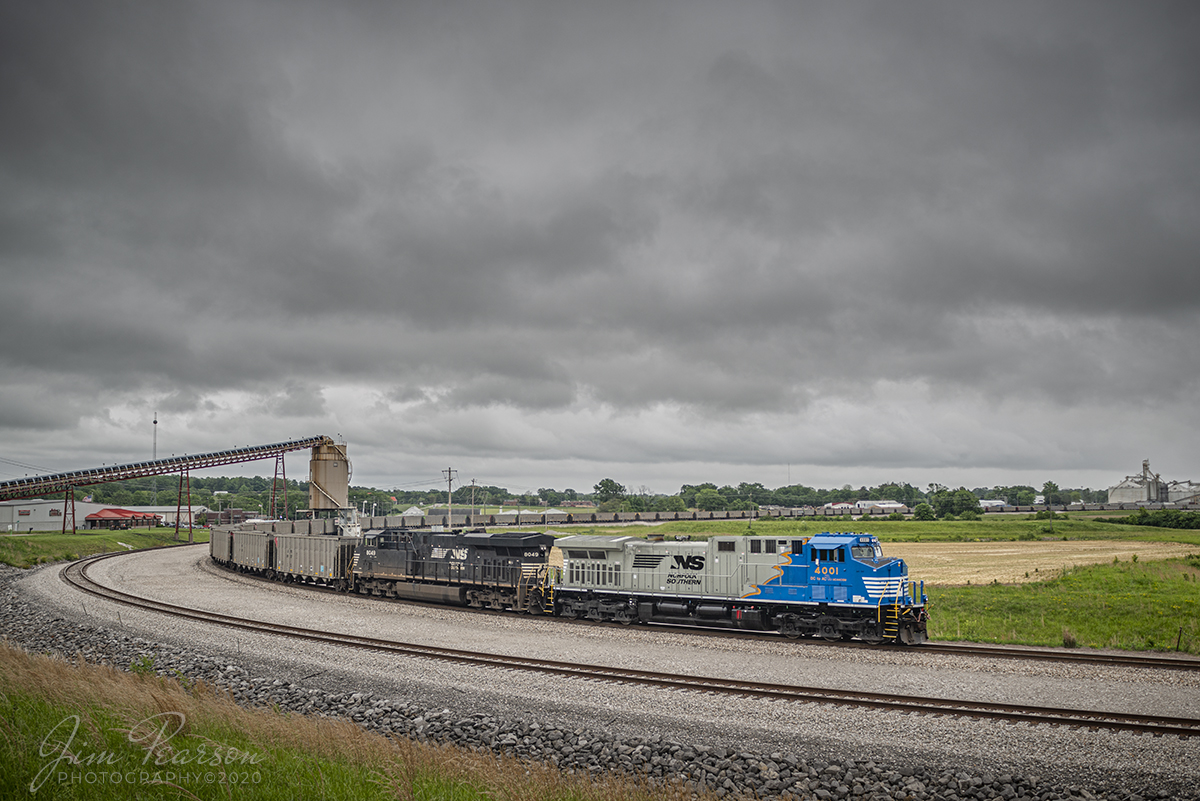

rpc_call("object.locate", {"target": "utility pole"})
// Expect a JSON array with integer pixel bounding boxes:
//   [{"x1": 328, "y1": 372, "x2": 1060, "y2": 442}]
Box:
[
  {"x1": 469, "y1": 479, "x2": 478, "y2": 514},
  {"x1": 443, "y1": 467, "x2": 457, "y2": 525},
  {"x1": 152, "y1": 412, "x2": 158, "y2": 505}
]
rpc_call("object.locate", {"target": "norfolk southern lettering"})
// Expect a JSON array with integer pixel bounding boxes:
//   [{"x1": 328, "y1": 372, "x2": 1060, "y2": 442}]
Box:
[{"x1": 666, "y1": 553, "x2": 705, "y2": 586}]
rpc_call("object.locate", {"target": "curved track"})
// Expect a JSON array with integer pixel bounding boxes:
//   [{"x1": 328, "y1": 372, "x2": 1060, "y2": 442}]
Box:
[
  {"x1": 210, "y1": 553, "x2": 1200, "y2": 672},
  {"x1": 61, "y1": 550, "x2": 1200, "y2": 740}
]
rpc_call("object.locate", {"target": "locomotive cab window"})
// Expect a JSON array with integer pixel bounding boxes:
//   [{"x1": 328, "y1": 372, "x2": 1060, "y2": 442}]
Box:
[{"x1": 851, "y1": 544, "x2": 883, "y2": 561}]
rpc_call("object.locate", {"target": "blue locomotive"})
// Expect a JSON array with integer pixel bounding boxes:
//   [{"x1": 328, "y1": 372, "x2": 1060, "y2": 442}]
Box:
[{"x1": 552, "y1": 532, "x2": 928, "y2": 644}]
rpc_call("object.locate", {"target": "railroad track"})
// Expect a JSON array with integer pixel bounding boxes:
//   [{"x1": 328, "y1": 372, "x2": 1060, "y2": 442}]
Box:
[
  {"x1": 61, "y1": 550, "x2": 1200, "y2": 740},
  {"x1": 916, "y1": 641, "x2": 1200, "y2": 671},
  {"x1": 204, "y1": 552, "x2": 1200, "y2": 673}
]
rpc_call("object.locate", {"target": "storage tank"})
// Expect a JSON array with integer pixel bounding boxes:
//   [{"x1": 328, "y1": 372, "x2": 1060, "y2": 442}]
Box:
[{"x1": 309, "y1": 439, "x2": 350, "y2": 510}]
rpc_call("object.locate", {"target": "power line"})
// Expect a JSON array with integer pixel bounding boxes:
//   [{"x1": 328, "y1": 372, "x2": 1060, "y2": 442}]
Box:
[
  {"x1": 0, "y1": 456, "x2": 57, "y2": 474},
  {"x1": 395, "y1": 477, "x2": 449, "y2": 487}
]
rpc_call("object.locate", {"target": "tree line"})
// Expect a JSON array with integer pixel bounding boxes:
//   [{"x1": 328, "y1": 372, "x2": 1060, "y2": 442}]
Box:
[{"x1": 56, "y1": 475, "x2": 1109, "y2": 519}]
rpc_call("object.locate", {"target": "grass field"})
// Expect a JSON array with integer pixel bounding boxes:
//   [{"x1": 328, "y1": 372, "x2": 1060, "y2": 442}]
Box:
[
  {"x1": 557, "y1": 514, "x2": 1200, "y2": 546},
  {"x1": 0, "y1": 527, "x2": 209, "y2": 569},
  {"x1": 0, "y1": 643, "x2": 694, "y2": 801},
  {"x1": 929, "y1": 554, "x2": 1200, "y2": 652}
]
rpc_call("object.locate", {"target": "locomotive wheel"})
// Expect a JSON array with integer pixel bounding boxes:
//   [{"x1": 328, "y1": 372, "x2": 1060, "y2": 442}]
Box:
[
  {"x1": 817, "y1": 615, "x2": 840, "y2": 641},
  {"x1": 526, "y1": 589, "x2": 544, "y2": 614}
]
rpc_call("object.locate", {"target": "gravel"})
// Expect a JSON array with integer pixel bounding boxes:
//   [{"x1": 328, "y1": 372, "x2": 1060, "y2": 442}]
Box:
[{"x1": 3, "y1": 548, "x2": 1199, "y2": 801}]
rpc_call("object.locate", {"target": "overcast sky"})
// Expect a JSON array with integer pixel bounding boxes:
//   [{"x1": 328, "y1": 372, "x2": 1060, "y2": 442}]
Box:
[{"x1": 2, "y1": 1, "x2": 1198, "y2": 497}]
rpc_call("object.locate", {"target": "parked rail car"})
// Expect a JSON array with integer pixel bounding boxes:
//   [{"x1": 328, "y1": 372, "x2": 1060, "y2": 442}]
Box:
[{"x1": 552, "y1": 532, "x2": 928, "y2": 644}]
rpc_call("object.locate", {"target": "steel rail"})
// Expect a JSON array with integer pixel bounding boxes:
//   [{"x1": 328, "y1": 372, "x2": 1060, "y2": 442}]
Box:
[
  {"x1": 61, "y1": 550, "x2": 1200, "y2": 740},
  {"x1": 913, "y1": 641, "x2": 1200, "y2": 671},
  {"x1": 215, "y1": 561, "x2": 1200, "y2": 673}
]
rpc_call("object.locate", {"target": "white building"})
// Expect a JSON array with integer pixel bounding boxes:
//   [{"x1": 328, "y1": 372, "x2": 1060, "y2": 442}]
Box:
[
  {"x1": 1167, "y1": 480, "x2": 1200, "y2": 505},
  {"x1": 1, "y1": 498, "x2": 109, "y2": 532},
  {"x1": 1109, "y1": 460, "x2": 1171, "y2": 504},
  {"x1": 853, "y1": 500, "x2": 906, "y2": 510},
  {"x1": 0, "y1": 499, "x2": 208, "y2": 532}
]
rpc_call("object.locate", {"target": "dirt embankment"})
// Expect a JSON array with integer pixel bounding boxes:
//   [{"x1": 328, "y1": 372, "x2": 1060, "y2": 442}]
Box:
[{"x1": 887, "y1": 540, "x2": 1198, "y2": 585}]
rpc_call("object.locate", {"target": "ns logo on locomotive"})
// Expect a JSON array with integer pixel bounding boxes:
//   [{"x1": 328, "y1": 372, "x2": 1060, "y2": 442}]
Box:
[{"x1": 212, "y1": 526, "x2": 928, "y2": 645}]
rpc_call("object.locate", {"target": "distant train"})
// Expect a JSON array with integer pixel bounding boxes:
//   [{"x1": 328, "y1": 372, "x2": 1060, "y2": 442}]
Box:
[{"x1": 212, "y1": 526, "x2": 928, "y2": 644}]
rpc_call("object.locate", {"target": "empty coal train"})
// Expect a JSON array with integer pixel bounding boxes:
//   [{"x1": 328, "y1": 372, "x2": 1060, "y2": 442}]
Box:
[
  {"x1": 212, "y1": 526, "x2": 928, "y2": 644},
  {"x1": 211, "y1": 526, "x2": 555, "y2": 613}
]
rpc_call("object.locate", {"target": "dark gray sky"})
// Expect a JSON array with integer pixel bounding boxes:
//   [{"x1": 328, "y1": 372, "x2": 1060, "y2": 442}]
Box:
[{"x1": 2, "y1": 1, "x2": 1197, "y2": 495}]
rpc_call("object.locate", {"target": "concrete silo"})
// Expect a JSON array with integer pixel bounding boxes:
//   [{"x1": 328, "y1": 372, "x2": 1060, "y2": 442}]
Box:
[{"x1": 309, "y1": 438, "x2": 350, "y2": 510}]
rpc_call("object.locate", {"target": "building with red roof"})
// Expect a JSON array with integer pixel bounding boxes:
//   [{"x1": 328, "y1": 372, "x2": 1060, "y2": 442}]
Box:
[{"x1": 84, "y1": 508, "x2": 162, "y2": 530}]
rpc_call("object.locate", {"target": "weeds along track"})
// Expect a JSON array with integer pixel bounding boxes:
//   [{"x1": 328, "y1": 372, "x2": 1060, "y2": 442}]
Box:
[{"x1": 59, "y1": 550, "x2": 1200, "y2": 740}]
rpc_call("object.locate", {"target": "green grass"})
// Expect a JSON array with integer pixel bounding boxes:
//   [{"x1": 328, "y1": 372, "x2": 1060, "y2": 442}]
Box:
[
  {"x1": 536, "y1": 515, "x2": 1200, "y2": 547},
  {"x1": 928, "y1": 554, "x2": 1200, "y2": 653},
  {"x1": 0, "y1": 527, "x2": 210, "y2": 568},
  {"x1": 0, "y1": 643, "x2": 701, "y2": 801},
  {"x1": 2, "y1": 694, "x2": 390, "y2": 800}
]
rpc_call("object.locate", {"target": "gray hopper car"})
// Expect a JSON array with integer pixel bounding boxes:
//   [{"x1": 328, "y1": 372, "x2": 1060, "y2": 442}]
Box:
[
  {"x1": 273, "y1": 533, "x2": 358, "y2": 589},
  {"x1": 231, "y1": 530, "x2": 271, "y2": 571},
  {"x1": 210, "y1": 527, "x2": 233, "y2": 562}
]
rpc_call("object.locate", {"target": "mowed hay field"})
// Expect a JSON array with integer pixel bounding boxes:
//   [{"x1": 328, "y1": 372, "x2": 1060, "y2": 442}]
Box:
[{"x1": 888, "y1": 540, "x2": 1198, "y2": 586}]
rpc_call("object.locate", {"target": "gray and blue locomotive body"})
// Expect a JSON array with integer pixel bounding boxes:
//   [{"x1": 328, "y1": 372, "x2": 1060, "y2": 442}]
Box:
[{"x1": 554, "y1": 532, "x2": 927, "y2": 644}]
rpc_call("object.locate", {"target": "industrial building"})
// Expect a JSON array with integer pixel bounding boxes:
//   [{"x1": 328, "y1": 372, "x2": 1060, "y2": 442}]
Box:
[
  {"x1": 1108, "y1": 460, "x2": 1200, "y2": 506},
  {"x1": 1, "y1": 499, "x2": 109, "y2": 532},
  {"x1": 0, "y1": 498, "x2": 210, "y2": 532}
]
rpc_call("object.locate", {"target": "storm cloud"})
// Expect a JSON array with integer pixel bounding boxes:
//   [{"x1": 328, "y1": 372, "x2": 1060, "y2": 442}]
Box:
[{"x1": 2, "y1": 1, "x2": 1197, "y2": 493}]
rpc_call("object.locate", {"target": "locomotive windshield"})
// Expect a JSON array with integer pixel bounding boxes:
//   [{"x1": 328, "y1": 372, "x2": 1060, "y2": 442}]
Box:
[{"x1": 851, "y1": 544, "x2": 883, "y2": 560}]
